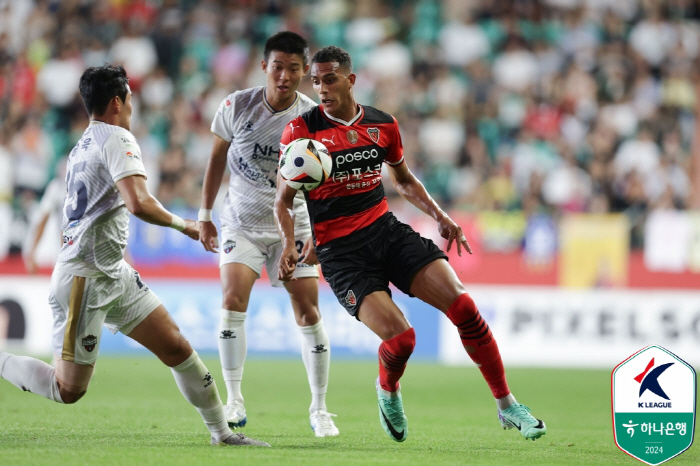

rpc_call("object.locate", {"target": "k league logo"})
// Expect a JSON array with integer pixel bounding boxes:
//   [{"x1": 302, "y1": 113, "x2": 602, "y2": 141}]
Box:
[{"x1": 612, "y1": 345, "x2": 696, "y2": 465}]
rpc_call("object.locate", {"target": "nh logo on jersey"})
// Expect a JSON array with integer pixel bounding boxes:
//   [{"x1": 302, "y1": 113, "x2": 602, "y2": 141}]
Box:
[
  {"x1": 345, "y1": 290, "x2": 357, "y2": 306},
  {"x1": 612, "y1": 345, "x2": 696, "y2": 465},
  {"x1": 223, "y1": 240, "x2": 236, "y2": 254},
  {"x1": 367, "y1": 127, "x2": 380, "y2": 143},
  {"x1": 82, "y1": 335, "x2": 97, "y2": 352},
  {"x1": 321, "y1": 135, "x2": 336, "y2": 146},
  {"x1": 346, "y1": 130, "x2": 359, "y2": 144}
]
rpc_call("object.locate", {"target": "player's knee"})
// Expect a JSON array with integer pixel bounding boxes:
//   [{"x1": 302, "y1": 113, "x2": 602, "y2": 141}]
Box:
[
  {"x1": 159, "y1": 333, "x2": 194, "y2": 367},
  {"x1": 295, "y1": 307, "x2": 320, "y2": 327},
  {"x1": 447, "y1": 293, "x2": 478, "y2": 323},
  {"x1": 400, "y1": 327, "x2": 416, "y2": 353},
  {"x1": 222, "y1": 292, "x2": 248, "y2": 312},
  {"x1": 55, "y1": 359, "x2": 93, "y2": 403},
  {"x1": 384, "y1": 327, "x2": 416, "y2": 355},
  {"x1": 59, "y1": 388, "x2": 86, "y2": 404}
]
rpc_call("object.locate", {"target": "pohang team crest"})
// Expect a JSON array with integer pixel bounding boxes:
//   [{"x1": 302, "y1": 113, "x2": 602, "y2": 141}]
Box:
[{"x1": 612, "y1": 345, "x2": 696, "y2": 465}]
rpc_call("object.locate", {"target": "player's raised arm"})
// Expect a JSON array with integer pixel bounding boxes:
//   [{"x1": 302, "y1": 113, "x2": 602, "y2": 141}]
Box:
[
  {"x1": 116, "y1": 174, "x2": 199, "y2": 240},
  {"x1": 198, "y1": 135, "x2": 230, "y2": 252},
  {"x1": 274, "y1": 171, "x2": 300, "y2": 281}
]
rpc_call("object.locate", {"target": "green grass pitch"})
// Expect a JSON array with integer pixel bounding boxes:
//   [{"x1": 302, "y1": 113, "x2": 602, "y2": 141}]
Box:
[{"x1": 0, "y1": 357, "x2": 697, "y2": 466}]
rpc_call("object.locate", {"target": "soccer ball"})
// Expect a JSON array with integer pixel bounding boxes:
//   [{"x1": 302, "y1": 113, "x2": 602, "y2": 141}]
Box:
[{"x1": 279, "y1": 138, "x2": 332, "y2": 191}]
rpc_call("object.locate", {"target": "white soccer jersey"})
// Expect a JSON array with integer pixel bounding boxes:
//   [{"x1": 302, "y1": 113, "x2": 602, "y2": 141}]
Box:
[
  {"x1": 57, "y1": 121, "x2": 147, "y2": 278},
  {"x1": 211, "y1": 86, "x2": 316, "y2": 233}
]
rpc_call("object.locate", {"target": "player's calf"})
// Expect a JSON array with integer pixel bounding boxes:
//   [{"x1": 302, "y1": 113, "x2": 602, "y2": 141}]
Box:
[{"x1": 446, "y1": 293, "x2": 510, "y2": 399}]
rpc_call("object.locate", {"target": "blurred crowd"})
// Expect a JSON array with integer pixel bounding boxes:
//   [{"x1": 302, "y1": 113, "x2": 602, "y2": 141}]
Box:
[{"x1": 0, "y1": 0, "x2": 698, "y2": 254}]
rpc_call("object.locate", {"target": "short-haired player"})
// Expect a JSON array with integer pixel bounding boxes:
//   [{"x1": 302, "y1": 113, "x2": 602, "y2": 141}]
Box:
[
  {"x1": 198, "y1": 32, "x2": 339, "y2": 437},
  {"x1": 0, "y1": 65, "x2": 269, "y2": 447},
  {"x1": 275, "y1": 46, "x2": 546, "y2": 443}
]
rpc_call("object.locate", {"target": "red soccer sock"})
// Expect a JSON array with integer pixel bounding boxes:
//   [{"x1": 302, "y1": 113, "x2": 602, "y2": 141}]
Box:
[
  {"x1": 446, "y1": 293, "x2": 510, "y2": 399},
  {"x1": 378, "y1": 327, "x2": 416, "y2": 392}
]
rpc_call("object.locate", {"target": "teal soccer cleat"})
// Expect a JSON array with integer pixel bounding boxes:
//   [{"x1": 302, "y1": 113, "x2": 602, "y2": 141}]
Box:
[
  {"x1": 375, "y1": 377, "x2": 408, "y2": 442},
  {"x1": 498, "y1": 402, "x2": 546, "y2": 440}
]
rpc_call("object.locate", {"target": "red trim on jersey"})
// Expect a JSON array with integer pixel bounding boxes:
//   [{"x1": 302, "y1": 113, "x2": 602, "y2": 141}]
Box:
[{"x1": 315, "y1": 199, "x2": 388, "y2": 245}]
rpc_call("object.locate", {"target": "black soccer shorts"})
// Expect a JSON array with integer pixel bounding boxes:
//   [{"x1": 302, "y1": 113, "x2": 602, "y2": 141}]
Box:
[{"x1": 317, "y1": 212, "x2": 447, "y2": 318}]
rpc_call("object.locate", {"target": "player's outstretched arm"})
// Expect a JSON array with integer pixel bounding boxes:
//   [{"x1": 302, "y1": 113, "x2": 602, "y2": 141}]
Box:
[
  {"x1": 116, "y1": 174, "x2": 199, "y2": 240},
  {"x1": 198, "y1": 135, "x2": 229, "y2": 253},
  {"x1": 388, "y1": 162, "x2": 472, "y2": 256},
  {"x1": 274, "y1": 172, "x2": 300, "y2": 281}
]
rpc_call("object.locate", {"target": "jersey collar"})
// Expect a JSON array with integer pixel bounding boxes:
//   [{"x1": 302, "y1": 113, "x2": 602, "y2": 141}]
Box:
[
  {"x1": 262, "y1": 87, "x2": 300, "y2": 115},
  {"x1": 323, "y1": 104, "x2": 363, "y2": 126}
]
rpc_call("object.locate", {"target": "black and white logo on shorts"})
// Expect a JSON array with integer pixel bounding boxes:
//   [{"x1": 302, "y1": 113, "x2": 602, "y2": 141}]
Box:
[
  {"x1": 82, "y1": 335, "x2": 97, "y2": 352},
  {"x1": 345, "y1": 290, "x2": 357, "y2": 307}
]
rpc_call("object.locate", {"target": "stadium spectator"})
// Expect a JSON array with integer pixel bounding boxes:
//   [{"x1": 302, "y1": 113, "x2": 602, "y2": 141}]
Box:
[{"x1": 0, "y1": 0, "x2": 696, "y2": 257}]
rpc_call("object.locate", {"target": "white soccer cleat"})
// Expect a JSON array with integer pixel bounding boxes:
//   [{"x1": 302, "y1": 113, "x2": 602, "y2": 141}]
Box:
[
  {"x1": 309, "y1": 410, "x2": 339, "y2": 437},
  {"x1": 224, "y1": 400, "x2": 247, "y2": 428}
]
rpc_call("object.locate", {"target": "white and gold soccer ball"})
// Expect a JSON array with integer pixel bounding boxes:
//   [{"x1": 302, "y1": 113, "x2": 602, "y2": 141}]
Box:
[{"x1": 279, "y1": 138, "x2": 332, "y2": 191}]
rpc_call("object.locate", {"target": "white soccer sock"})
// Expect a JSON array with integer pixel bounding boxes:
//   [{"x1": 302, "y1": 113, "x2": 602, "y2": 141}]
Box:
[
  {"x1": 170, "y1": 350, "x2": 231, "y2": 443},
  {"x1": 496, "y1": 393, "x2": 517, "y2": 410},
  {"x1": 218, "y1": 309, "x2": 247, "y2": 405},
  {"x1": 299, "y1": 319, "x2": 330, "y2": 413},
  {"x1": 0, "y1": 352, "x2": 63, "y2": 403}
]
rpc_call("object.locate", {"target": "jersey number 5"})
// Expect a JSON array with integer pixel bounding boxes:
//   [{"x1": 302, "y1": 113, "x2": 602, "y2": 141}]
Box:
[{"x1": 65, "y1": 161, "x2": 88, "y2": 221}]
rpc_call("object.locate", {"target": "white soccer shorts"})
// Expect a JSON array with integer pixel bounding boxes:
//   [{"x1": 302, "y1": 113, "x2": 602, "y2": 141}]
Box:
[
  {"x1": 219, "y1": 228, "x2": 319, "y2": 287},
  {"x1": 49, "y1": 261, "x2": 161, "y2": 365}
]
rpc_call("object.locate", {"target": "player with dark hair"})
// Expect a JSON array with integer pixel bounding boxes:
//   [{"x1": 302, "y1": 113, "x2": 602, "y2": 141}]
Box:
[
  {"x1": 198, "y1": 32, "x2": 339, "y2": 436},
  {"x1": 275, "y1": 46, "x2": 546, "y2": 442},
  {"x1": 0, "y1": 65, "x2": 269, "y2": 447}
]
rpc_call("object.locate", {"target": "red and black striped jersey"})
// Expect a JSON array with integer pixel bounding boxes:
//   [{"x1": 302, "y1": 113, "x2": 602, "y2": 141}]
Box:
[{"x1": 280, "y1": 104, "x2": 405, "y2": 245}]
